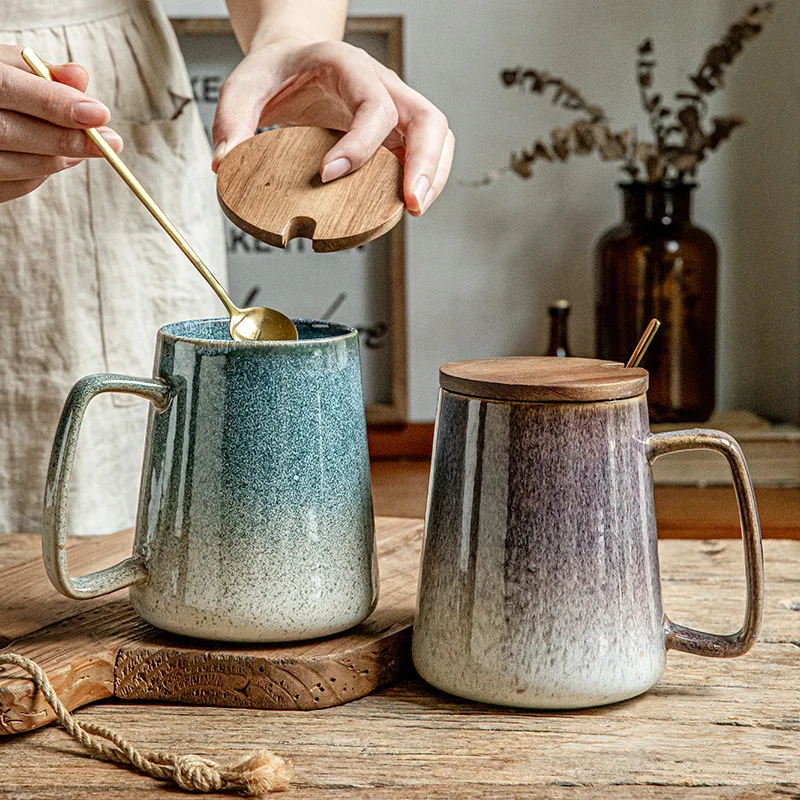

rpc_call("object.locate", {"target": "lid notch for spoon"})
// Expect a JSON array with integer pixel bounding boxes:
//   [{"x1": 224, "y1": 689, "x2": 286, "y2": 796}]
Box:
[{"x1": 283, "y1": 216, "x2": 317, "y2": 246}]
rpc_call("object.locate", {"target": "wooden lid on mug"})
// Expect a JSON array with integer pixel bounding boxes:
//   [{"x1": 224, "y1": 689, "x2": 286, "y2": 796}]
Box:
[{"x1": 439, "y1": 357, "x2": 648, "y2": 403}]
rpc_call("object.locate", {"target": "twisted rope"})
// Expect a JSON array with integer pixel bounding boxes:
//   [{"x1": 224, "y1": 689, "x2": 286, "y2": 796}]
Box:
[{"x1": 0, "y1": 653, "x2": 292, "y2": 795}]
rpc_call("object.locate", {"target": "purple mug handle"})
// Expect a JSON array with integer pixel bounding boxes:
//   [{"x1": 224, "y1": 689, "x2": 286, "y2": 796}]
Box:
[{"x1": 647, "y1": 429, "x2": 764, "y2": 657}]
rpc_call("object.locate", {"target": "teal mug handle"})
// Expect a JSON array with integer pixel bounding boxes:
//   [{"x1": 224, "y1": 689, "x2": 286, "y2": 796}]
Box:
[
  {"x1": 42, "y1": 373, "x2": 171, "y2": 599},
  {"x1": 647, "y1": 429, "x2": 764, "y2": 657}
]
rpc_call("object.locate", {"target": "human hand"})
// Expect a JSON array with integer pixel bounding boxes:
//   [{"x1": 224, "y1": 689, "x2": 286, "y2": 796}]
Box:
[
  {"x1": 0, "y1": 45, "x2": 123, "y2": 203},
  {"x1": 212, "y1": 38, "x2": 454, "y2": 216}
]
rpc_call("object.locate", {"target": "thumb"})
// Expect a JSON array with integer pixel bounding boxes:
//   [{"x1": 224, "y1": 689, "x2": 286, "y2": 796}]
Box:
[
  {"x1": 48, "y1": 62, "x2": 90, "y2": 93},
  {"x1": 211, "y1": 66, "x2": 282, "y2": 173}
]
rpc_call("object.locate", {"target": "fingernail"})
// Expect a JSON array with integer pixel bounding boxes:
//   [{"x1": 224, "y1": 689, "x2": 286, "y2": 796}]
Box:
[
  {"x1": 413, "y1": 175, "x2": 430, "y2": 211},
  {"x1": 99, "y1": 130, "x2": 123, "y2": 150},
  {"x1": 321, "y1": 157, "x2": 351, "y2": 183},
  {"x1": 64, "y1": 157, "x2": 84, "y2": 167},
  {"x1": 213, "y1": 140, "x2": 232, "y2": 166},
  {"x1": 72, "y1": 101, "x2": 109, "y2": 125},
  {"x1": 421, "y1": 186, "x2": 436, "y2": 214}
]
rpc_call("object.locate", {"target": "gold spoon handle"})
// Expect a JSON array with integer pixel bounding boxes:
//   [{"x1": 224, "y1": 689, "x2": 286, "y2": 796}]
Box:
[
  {"x1": 21, "y1": 47, "x2": 237, "y2": 317},
  {"x1": 626, "y1": 318, "x2": 661, "y2": 368}
]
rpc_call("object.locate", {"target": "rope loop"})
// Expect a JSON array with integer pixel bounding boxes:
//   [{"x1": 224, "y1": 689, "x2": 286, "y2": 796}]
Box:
[{"x1": 0, "y1": 653, "x2": 292, "y2": 795}]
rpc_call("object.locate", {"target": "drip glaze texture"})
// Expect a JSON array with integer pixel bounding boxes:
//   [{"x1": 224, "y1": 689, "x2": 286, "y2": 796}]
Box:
[
  {"x1": 129, "y1": 319, "x2": 377, "y2": 642},
  {"x1": 413, "y1": 390, "x2": 664, "y2": 708}
]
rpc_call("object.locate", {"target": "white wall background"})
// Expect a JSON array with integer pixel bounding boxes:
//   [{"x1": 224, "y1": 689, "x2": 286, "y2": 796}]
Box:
[{"x1": 161, "y1": 0, "x2": 800, "y2": 423}]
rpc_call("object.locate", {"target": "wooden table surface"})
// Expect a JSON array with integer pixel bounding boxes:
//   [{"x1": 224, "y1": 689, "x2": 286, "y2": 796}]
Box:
[{"x1": 1, "y1": 526, "x2": 799, "y2": 799}]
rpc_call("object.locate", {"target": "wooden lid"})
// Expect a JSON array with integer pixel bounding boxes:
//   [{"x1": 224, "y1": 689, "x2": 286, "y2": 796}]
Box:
[
  {"x1": 217, "y1": 127, "x2": 404, "y2": 253},
  {"x1": 439, "y1": 357, "x2": 648, "y2": 403}
]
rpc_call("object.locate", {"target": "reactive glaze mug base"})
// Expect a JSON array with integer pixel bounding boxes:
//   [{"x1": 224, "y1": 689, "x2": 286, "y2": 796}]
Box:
[
  {"x1": 412, "y1": 647, "x2": 666, "y2": 710},
  {"x1": 131, "y1": 586, "x2": 378, "y2": 643}
]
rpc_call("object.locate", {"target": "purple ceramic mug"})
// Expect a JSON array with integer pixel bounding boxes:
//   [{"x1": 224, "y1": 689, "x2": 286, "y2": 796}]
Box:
[{"x1": 412, "y1": 357, "x2": 763, "y2": 709}]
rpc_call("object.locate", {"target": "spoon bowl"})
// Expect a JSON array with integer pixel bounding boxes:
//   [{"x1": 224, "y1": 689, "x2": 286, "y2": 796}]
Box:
[{"x1": 230, "y1": 307, "x2": 299, "y2": 342}]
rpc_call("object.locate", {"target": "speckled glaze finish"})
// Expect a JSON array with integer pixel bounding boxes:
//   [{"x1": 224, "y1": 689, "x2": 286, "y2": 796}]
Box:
[
  {"x1": 412, "y1": 382, "x2": 763, "y2": 709},
  {"x1": 43, "y1": 318, "x2": 377, "y2": 642}
]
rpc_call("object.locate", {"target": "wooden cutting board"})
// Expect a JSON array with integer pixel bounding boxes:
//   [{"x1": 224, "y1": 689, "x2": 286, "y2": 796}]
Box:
[{"x1": 0, "y1": 517, "x2": 422, "y2": 735}]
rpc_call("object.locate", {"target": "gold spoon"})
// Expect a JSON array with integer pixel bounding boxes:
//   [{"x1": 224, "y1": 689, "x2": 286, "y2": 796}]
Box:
[
  {"x1": 21, "y1": 48, "x2": 298, "y2": 342},
  {"x1": 626, "y1": 318, "x2": 661, "y2": 368}
]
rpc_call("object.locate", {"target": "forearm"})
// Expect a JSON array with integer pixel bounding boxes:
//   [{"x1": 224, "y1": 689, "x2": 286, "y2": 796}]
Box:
[{"x1": 225, "y1": 0, "x2": 348, "y2": 54}]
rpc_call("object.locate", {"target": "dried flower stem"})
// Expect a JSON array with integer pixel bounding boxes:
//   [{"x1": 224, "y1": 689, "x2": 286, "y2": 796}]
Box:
[{"x1": 494, "y1": 1, "x2": 773, "y2": 184}]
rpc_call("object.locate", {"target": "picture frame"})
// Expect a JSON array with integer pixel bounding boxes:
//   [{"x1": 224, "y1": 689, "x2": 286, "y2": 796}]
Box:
[{"x1": 171, "y1": 16, "x2": 408, "y2": 424}]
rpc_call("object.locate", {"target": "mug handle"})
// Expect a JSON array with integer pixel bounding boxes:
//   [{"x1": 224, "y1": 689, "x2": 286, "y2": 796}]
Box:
[
  {"x1": 42, "y1": 373, "x2": 171, "y2": 599},
  {"x1": 647, "y1": 429, "x2": 764, "y2": 657}
]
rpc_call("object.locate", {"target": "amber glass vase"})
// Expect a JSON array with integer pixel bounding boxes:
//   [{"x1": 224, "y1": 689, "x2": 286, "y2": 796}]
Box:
[{"x1": 595, "y1": 182, "x2": 717, "y2": 422}]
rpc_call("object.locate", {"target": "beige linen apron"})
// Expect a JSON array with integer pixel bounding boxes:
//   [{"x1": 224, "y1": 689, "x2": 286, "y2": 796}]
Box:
[{"x1": 0, "y1": 0, "x2": 227, "y2": 534}]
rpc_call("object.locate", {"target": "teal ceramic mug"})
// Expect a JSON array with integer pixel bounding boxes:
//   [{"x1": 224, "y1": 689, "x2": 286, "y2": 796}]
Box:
[{"x1": 43, "y1": 318, "x2": 378, "y2": 642}]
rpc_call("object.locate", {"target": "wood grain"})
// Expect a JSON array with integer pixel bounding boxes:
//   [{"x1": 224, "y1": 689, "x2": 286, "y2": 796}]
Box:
[
  {"x1": 655, "y1": 486, "x2": 800, "y2": 539},
  {"x1": 0, "y1": 532, "x2": 134, "y2": 644},
  {"x1": 0, "y1": 518, "x2": 421, "y2": 734},
  {"x1": 439, "y1": 356, "x2": 649, "y2": 403},
  {"x1": 0, "y1": 538, "x2": 797, "y2": 799},
  {"x1": 217, "y1": 127, "x2": 404, "y2": 252}
]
